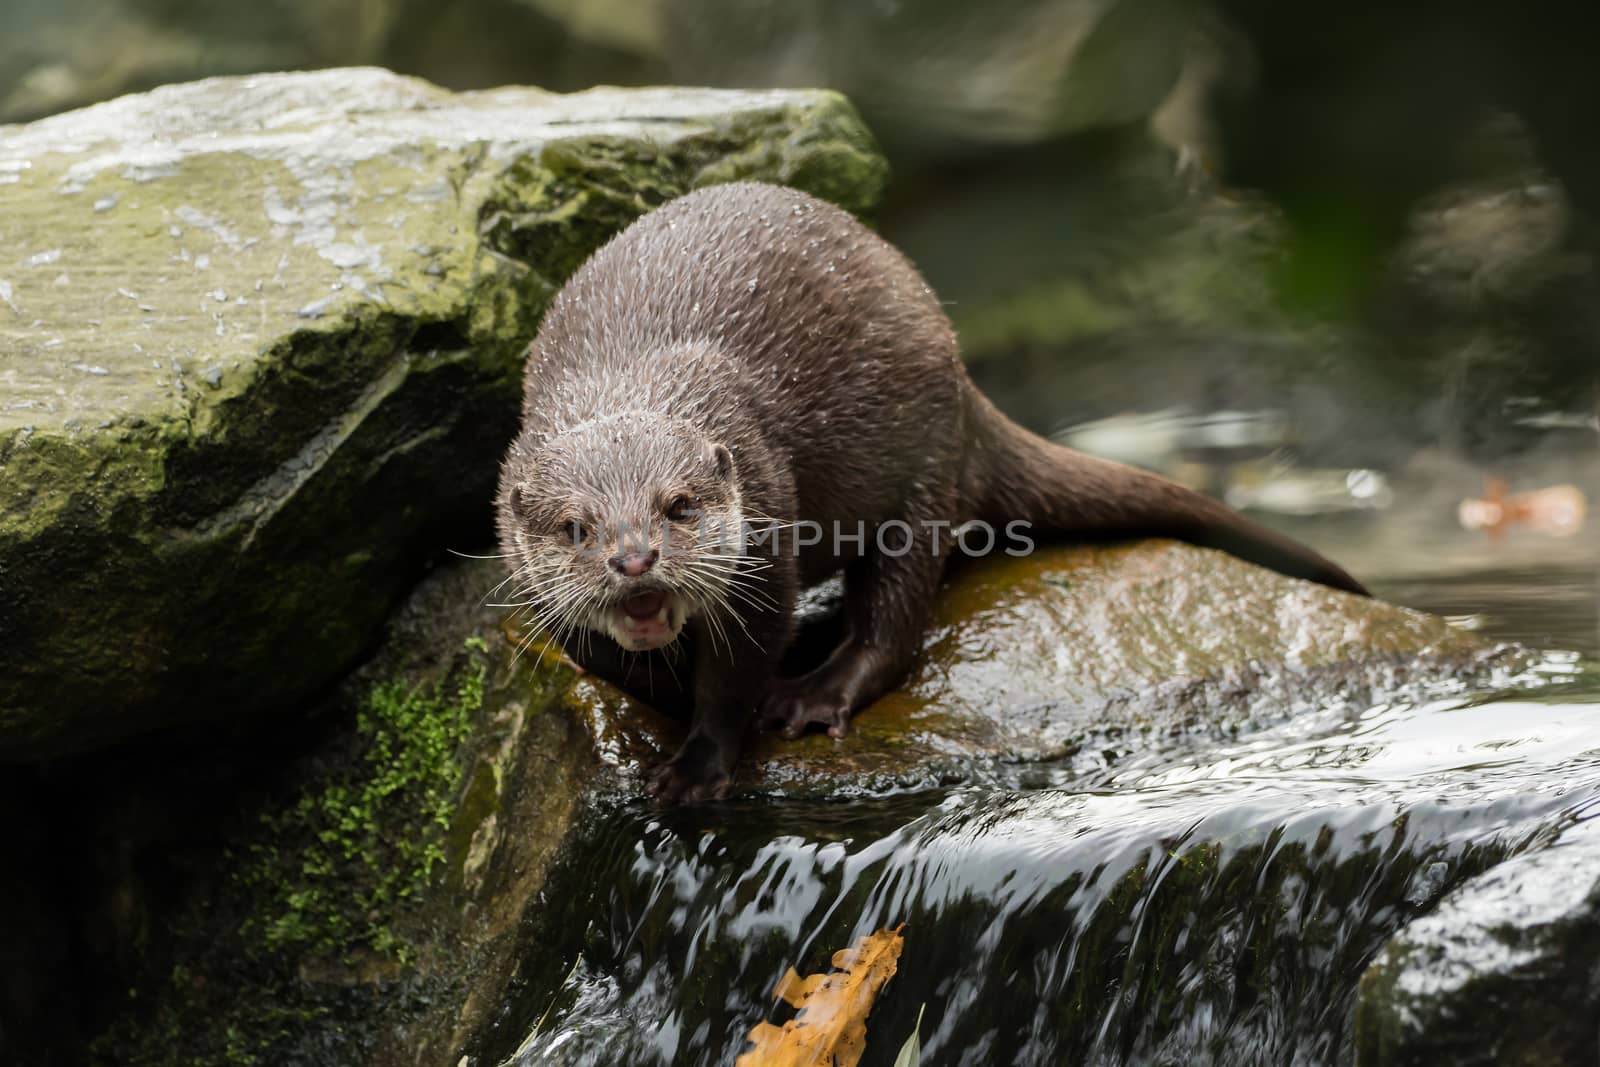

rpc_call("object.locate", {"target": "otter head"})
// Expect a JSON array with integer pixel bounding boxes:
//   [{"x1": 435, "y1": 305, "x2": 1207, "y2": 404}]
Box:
[{"x1": 495, "y1": 411, "x2": 747, "y2": 653}]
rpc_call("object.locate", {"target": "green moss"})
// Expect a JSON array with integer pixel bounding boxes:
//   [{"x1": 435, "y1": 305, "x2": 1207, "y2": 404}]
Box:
[
  {"x1": 479, "y1": 103, "x2": 888, "y2": 287},
  {"x1": 239, "y1": 643, "x2": 487, "y2": 963},
  {"x1": 697, "y1": 95, "x2": 890, "y2": 216},
  {"x1": 87, "y1": 618, "x2": 553, "y2": 1067}
]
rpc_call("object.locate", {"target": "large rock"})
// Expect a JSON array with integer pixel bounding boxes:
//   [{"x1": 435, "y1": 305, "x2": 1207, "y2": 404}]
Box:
[{"x1": 0, "y1": 68, "x2": 887, "y2": 758}]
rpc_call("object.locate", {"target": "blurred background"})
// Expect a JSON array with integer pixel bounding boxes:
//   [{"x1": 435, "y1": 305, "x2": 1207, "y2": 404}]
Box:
[{"x1": 5, "y1": 0, "x2": 1596, "y2": 612}]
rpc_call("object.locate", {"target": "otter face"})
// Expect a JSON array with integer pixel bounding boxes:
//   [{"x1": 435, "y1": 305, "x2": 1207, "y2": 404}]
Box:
[{"x1": 496, "y1": 414, "x2": 753, "y2": 654}]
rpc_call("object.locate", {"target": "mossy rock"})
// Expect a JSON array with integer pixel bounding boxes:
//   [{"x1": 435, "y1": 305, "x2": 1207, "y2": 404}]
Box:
[
  {"x1": 0, "y1": 67, "x2": 887, "y2": 758},
  {"x1": 90, "y1": 561, "x2": 598, "y2": 1067}
]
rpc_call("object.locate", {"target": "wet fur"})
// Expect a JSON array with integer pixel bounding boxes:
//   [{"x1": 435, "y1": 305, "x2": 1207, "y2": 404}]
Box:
[{"x1": 496, "y1": 182, "x2": 1366, "y2": 802}]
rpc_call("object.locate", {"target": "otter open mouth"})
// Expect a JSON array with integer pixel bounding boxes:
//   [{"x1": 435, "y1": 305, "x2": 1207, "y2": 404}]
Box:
[{"x1": 613, "y1": 589, "x2": 679, "y2": 650}]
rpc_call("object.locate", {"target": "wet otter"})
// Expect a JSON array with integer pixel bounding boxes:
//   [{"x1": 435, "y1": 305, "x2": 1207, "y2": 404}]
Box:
[{"x1": 495, "y1": 181, "x2": 1365, "y2": 803}]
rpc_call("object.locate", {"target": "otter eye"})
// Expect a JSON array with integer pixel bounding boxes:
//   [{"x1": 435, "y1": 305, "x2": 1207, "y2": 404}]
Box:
[
  {"x1": 665, "y1": 495, "x2": 698, "y2": 522},
  {"x1": 565, "y1": 518, "x2": 590, "y2": 545}
]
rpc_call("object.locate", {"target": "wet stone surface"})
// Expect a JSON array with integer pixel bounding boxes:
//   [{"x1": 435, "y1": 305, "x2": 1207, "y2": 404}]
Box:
[
  {"x1": 578, "y1": 541, "x2": 1517, "y2": 798},
  {"x1": 1355, "y1": 810, "x2": 1600, "y2": 1066}
]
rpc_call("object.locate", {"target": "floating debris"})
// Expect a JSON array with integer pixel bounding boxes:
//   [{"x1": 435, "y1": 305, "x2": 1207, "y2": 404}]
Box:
[
  {"x1": 1459, "y1": 480, "x2": 1586, "y2": 539},
  {"x1": 737, "y1": 926, "x2": 906, "y2": 1067}
]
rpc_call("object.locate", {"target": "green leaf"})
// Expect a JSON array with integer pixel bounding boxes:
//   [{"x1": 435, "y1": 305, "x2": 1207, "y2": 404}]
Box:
[{"x1": 892, "y1": 1003, "x2": 925, "y2": 1067}]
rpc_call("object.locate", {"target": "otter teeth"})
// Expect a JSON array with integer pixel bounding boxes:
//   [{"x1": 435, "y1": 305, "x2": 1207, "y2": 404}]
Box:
[{"x1": 655, "y1": 605, "x2": 669, "y2": 624}]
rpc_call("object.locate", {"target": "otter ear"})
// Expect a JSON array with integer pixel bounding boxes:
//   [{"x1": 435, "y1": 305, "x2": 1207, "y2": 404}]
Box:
[
  {"x1": 508, "y1": 484, "x2": 532, "y2": 520},
  {"x1": 706, "y1": 442, "x2": 735, "y2": 481}
]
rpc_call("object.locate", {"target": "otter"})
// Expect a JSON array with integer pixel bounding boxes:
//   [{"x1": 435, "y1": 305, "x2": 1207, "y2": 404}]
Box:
[{"x1": 495, "y1": 181, "x2": 1365, "y2": 803}]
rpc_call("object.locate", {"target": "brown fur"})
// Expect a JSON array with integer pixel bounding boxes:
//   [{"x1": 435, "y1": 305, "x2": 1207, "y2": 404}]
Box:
[{"x1": 495, "y1": 181, "x2": 1365, "y2": 802}]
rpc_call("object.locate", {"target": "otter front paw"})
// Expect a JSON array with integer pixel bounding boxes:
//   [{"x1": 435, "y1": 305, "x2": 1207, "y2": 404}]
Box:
[
  {"x1": 647, "y1": 736, "x2": 733, "y2": 805},
  {"x1": 760, "y1": 681, "x2": 853, "y2": 740}
]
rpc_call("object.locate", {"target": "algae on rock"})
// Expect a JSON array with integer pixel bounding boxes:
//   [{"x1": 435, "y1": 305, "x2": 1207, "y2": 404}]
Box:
[
  {"x1": 89, "y1": 561, "x2": 598, "y2": 1067},
  {"x1": 239, "y1": 643, "x2": 488, "y2": 962},
  {"x1": 0, "y1": 67, "x2": 887, "y2": 758}
]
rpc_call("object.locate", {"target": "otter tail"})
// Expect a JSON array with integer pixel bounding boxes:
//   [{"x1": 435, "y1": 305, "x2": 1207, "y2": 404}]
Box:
[{"x1": 965, "y1": 394, "x2": 1368, "y2": 596}]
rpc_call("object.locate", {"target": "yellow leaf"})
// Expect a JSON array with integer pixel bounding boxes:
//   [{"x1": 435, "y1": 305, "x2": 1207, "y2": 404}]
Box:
[{"x1": 736, "y1": 925, "x2": 906, "y2": 1067}]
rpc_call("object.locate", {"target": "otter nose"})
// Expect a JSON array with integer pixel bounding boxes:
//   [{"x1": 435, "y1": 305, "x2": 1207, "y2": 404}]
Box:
[{"x1": 609, "y1": 549, "x2": 659, "y2": 577}]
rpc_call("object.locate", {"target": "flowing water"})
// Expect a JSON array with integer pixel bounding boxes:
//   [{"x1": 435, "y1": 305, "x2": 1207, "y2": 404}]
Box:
[{"x1": 486, "y1": 530, "x2": 1600, "y2": 1066}]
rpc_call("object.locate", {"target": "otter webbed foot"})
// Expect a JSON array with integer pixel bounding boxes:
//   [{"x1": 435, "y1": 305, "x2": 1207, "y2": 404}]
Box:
[
  {"x1": 648, "y1": 734, "x2": 733, "y2": 805},
  {"x1": 760, "y1": 679, "x2": 853, "y2": 740}
]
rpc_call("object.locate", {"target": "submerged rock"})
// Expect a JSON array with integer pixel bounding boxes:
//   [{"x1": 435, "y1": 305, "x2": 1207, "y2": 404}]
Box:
[
  {"x1": 0, "y1": 67, "x2": 886, "y2": 758},
  {"x1": 1355, "y1": 815, "x2": 1600, "y2": 1066},
  {"x1": 486, "y1": 774, "x2": 1589, "y2": 1066}
]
